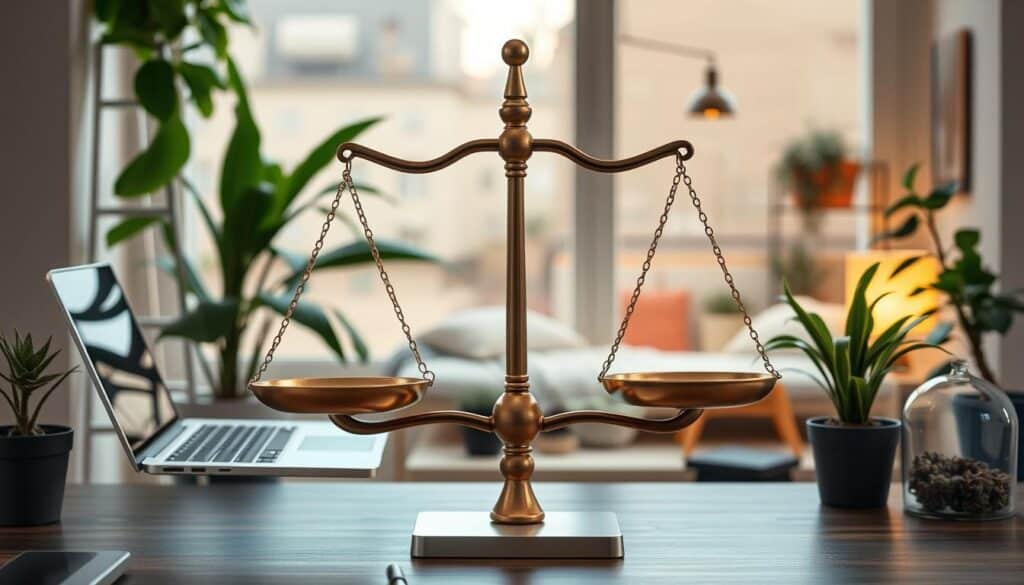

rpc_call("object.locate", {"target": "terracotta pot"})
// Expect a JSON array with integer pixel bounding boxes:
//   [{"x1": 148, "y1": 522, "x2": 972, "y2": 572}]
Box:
[{"x1": 791, "y1": 161, "x2": 860, "y2": 209}]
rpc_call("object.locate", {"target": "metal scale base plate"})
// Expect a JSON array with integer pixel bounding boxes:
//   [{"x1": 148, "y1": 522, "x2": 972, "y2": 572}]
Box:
[{"x1": 410, "y1": 511, "x2": 624, "y2": 559}]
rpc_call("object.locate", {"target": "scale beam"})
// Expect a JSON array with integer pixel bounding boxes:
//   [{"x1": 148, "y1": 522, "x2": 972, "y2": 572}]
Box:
[
  {"x1": 533, "y1": 138, "x2": 692, "y2": 172},
  {"x1": 541, "y1": 408, "x2": 703, "y2": 433},
  {"x1": 336, "y1": 139, "x2": 499, "y2": 174},
  {"x1": 328, "y1": 410, "x2": 493, "y2": 434}
]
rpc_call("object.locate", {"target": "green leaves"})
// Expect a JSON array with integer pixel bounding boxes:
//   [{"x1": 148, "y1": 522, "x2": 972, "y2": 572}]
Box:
[
  {"x1": 872, "y1": 214, "x2": 919, "y2": 244},
  {"x1": 95, "y1": 0, "x2": 237, "y2": 198},
  {"x1": 902, "y1": 163, "x2": 920, "y2": 190},
  {"x1": 177, "y1": 62, "x2": 225, "y2": 117},
  {"x1": 0, "y1": 332, "x2": 77, "y2": 436},
  {"x1": 768, "y1": 263, "x2": 945, "y2": 424},
  {"x1": 257, "y1": 293, "x2": 347, "y2": 361},
  {"x1": 106, "y1": 216, "x2": 162, "y2": 247},
  {"x1": 160, "y1": 299, "x2": 240, "y2": 343},
  {"x1": 135, "y1": 59, "x2": 177, "y2": 120},
  {"x1": 280, "y1": 240, "x2": 439, "y2": 289},
  {"x1": 220, "y1": 59, "x2": 263, "y2": 213},
  {"x1": 114, "y1": 113, "x2": 190, "y2": 196},
  {"x1": 277, "y1": 117, "x2": 384, "y2": 215}
]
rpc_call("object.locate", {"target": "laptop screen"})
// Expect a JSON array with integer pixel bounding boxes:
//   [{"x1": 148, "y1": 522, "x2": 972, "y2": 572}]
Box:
[{"x1": 49, "y1": 264, "x2": 178, "y2": 455}]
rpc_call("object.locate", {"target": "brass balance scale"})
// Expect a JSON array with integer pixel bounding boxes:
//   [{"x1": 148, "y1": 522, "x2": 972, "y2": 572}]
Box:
[{"x1": 250, "y1": 39, "x2": 780, "y2": 559}]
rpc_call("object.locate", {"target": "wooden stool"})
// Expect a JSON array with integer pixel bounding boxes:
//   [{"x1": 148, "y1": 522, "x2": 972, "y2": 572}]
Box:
[{"x1": 677, "y1": 382, "x2": 803, "y2": 456}]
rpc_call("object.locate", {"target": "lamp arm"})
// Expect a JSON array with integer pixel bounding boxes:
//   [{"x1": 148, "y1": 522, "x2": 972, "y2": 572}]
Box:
[
  {"x1": 329, "y1": 410, "x2": 494, "y2": 434},
  {"x1": 541, "y1": 408, "x2": 704, "y2": 433},
  {"x1": 619, "y1": 34, "x2": 716, "y2": 63}
]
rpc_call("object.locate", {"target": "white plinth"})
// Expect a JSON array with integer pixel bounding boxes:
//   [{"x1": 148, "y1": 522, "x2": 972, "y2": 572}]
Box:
[{"x1": 410, "y1": 511, "x2": 624, "y2": 559}]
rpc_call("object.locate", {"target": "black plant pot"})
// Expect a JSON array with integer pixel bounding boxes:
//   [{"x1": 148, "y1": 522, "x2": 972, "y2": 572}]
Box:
[
  {"x1": 807, "y1": 416, "x2": 900, "y2": 509},
  {"x1": 955, "y1": 391, "x2": 1024, "y2": 481},
  {"x1": 0, "y1": 425, "x2": 73, "y2": 526}
]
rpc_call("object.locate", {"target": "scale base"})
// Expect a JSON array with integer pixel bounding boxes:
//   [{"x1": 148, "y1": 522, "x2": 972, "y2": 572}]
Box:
[{"x1": 410, "y1": 511, "x2": 623, "y2": 559}]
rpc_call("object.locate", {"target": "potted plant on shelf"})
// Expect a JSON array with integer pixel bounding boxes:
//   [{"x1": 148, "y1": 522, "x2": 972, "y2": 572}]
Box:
[
  {"x1": 100, "y1": 25, "x2": 438, "y2": 398},
  {"x1": 698, "y1": 292, "x2": 745, "y2": 351},
  {"x1": 458, "y1": 389, "x2": 502, "y2": 456},
  {"x1": 877, "y1": 164, "x2": 1024, "y2": 478},
  {"x1": 0, "y1": 333, "x2": 77, "y2": 526},
  {"x1": 765, "y1": 263, "x2": 947, "y2": 508},
  {"x1": 777, "y1": 129, "x2": 859, "y2": 212}
]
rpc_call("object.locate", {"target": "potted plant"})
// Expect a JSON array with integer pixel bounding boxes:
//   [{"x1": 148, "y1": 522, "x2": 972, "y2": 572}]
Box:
[
  {"x1": 765, "y1": 263, "x2": 947, "y2": 508},
  {"x1": 101, "y1": 29, "x2": 438, "y2": 398},
  {"x1": 777, "y1": 129, "x2": 859, "y2": 212},
  {"x1": 698, "y1": 292, "x2": 745, "y2": 351},
  {"x1": 0, "y1": 333, "x2": 77, "y2": 525},
  {"x1": 877, "y1": 164, "x2": 1024, "y2": 478},
  {"x1": 458, "y1": 389, "x2": 502, "y2": 456}
]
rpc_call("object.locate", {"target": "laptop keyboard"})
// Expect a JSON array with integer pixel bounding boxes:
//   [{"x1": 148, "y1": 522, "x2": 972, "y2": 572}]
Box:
[{"x1": 167, "y1": 425, "x2": 295, "y2": 464}]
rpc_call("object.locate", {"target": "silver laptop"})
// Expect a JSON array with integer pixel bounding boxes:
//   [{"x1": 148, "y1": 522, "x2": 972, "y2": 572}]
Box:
[{"x1": 47, "y1": 263, "x2": 386, "y2": 477}]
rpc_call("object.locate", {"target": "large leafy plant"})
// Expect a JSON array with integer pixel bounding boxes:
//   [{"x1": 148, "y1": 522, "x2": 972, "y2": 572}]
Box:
[
  {"x1": 875, "y1": 165, "x2": 1024, "y2": 385},
  {"x1": 0, "y1": 333, "x2": 77, "y2": 436},
  {"x1": 106, "y1": 61, "x2": 437, "y2": 399},
  {"x1": 765, "y1": 263, "x2": 946, "y2": 424},
  {"x1": 94, "y1": 0, "x2": 248, "y2": 196}
]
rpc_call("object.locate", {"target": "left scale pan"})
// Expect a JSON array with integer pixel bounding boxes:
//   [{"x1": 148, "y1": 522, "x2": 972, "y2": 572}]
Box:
[{"x1": 249, "y1": 377, "x2": 429, "y2": 414}]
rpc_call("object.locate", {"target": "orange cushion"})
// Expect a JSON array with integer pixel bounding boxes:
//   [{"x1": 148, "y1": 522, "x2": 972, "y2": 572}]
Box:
[{"x1": 619, "y1": 289, "x2": 692, "y2": 351}]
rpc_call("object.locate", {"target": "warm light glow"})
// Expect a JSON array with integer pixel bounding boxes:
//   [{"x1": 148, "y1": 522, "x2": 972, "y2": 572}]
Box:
[
  {"x1": 845, "y1": 250, "x2": 940, "y2": 336},
  {"x1": 702, "y1": 108, "x2": 721, "y2": 119}
]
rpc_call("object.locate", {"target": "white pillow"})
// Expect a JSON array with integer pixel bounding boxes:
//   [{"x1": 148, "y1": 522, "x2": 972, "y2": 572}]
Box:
[
  {"x1": 420, "y1": 306, "x2": 585, "y2": 359},
  {"x1": 722, "y1": 296, "x2": 845, "y2": 353}
]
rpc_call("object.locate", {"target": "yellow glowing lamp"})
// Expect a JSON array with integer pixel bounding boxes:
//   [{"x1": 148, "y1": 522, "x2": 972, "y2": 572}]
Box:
[{"x1": 845, "y1": 250, "x2": 941, "y2": 336}]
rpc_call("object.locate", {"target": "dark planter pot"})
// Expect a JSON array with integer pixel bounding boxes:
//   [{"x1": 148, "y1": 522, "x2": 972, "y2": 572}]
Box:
[
  {"x1": 807, "y1": 416, "x2": 900, "y2": 509},
  {"x1": 0, "y1": 425, "x2": 73, "y2": 526},
  {"x1": 956, "y1": 391, "x2": 1024, "y2": 481},
  {"x1": 460, "y1": 409, "x2": 501, "y2": 456}
]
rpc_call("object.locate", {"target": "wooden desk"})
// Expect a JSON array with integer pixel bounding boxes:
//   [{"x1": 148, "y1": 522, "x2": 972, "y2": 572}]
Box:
[{"x1": 1, "y1": 483, "x2": 1021, "y2": 584}]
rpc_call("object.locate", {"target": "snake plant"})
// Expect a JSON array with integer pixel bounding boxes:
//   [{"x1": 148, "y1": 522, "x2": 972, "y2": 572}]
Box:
[
  {"x1": 765, "y1": 263, "x2": 948, "y2": 424},
  {"x1": 0, "y1": 333, "x2": 77, "y2": 436}
]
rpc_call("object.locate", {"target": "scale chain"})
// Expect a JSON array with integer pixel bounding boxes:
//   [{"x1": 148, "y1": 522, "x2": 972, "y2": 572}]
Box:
[
  {"x1": 250, "y1": 160, "x2": 435, "y2": 386},
  {"x1": 598, "y1": 154, "x2": 781, "y2": 381}
]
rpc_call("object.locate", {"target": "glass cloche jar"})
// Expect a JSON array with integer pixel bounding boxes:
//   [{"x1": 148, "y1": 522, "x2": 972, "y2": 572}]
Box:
[{"x1": 902, "y1": 360, "x2": 1018, "y2": 519}]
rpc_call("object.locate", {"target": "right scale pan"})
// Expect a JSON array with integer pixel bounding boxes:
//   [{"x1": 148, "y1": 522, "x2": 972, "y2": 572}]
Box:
[{"x1": 601, "y1": 372, "x2": 777, "y2": 409}]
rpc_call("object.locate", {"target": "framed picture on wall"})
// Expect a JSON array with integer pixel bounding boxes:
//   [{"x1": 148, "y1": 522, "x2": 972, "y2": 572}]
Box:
[{"x1": 931, "y1": 29, "x2": 971, "y2": 192}]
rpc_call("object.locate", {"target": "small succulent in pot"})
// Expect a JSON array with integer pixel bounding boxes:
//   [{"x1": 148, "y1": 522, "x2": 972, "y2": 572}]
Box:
[
  {"x1": 458, "y1": 388, "x2": 502, "y2": 456},
  {"x1": 0, "y1": 332, "x2": 78, "y2": 525},
  {"x1": 765, "y1": 263, "x2": 948, "y2": 508},
  {"x1": 1, "y1": 332, "x2": 77, "y2": 436}
]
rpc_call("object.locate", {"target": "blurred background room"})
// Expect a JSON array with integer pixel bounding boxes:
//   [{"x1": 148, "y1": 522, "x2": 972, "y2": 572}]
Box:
[{"x1": 3, "y1": 0, "x2": 1023, "y2": 486}]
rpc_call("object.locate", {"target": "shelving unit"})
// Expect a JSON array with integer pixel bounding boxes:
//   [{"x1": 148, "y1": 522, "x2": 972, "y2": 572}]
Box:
[{"x1": 765, "y1": 160, "x2": 891, "y2": 301}]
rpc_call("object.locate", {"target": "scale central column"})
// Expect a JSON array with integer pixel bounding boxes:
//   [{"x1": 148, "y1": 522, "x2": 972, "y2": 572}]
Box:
[{"x1": 490, "y1": 39, "x2": 544, "y2": 525}]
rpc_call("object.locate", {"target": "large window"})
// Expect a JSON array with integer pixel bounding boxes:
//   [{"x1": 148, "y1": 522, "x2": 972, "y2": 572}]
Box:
[
  {"x1": 188, "y1": 0, "x2": 576, "y2": 360},
  {"x1": 614, "y1": 0, "x2": 862, "y2": 333}
]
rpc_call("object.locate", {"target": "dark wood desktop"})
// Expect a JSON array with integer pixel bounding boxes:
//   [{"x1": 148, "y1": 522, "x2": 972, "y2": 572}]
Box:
[{"x1": 0, "y1": 483, "x2": 1021, "y2": 584}]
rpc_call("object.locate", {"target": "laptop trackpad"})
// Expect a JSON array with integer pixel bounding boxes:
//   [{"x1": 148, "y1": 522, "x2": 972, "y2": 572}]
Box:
[{"x1": 299, "y1": 435, "x2": 375, "y2": 452}]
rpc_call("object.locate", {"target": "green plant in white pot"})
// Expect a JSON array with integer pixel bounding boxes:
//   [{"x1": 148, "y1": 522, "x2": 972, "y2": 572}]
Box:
[
  {"x1": 765, "y1": 263, "x2": 947, "y2": 508},
  {"x1": 0, "y1": 332, "x2": 77, "y2": 525}
]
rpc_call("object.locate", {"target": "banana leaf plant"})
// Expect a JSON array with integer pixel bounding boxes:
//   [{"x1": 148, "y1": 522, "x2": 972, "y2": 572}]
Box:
[
  {"x1": 94, "y1": 0, "x2": 249, "y2": 197},
  {"x1": 106, "y1": 61, "x2": 437, "y2": 398},
  {"x1": 873, "y1": 164, "x2": 1024, "y2": 386},
  {"x1": 765, "y1": 263, "x2": 948, "y2": 425}
]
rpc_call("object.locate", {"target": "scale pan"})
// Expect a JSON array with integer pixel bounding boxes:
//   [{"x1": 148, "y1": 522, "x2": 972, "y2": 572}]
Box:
[
  {"x1": 249, "y1": 377, "x2": 429, "y2": 414},
  {"x1": 601, "y1": 372, "x2": 776, "y2": 409}
]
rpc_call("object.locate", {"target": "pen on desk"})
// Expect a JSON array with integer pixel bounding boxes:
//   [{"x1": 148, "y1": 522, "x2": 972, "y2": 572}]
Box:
[{"x1": 386, "y1": 563, "x2": 409, "y2": 584}]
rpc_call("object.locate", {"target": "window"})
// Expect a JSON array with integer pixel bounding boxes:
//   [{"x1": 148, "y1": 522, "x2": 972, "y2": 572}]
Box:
[
  {"x1": 188, "y1": 0, "x2": 576, "y2": 361},
  {"x1": 613, "y1": 0, "x2": 863, "y2": 347}
]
